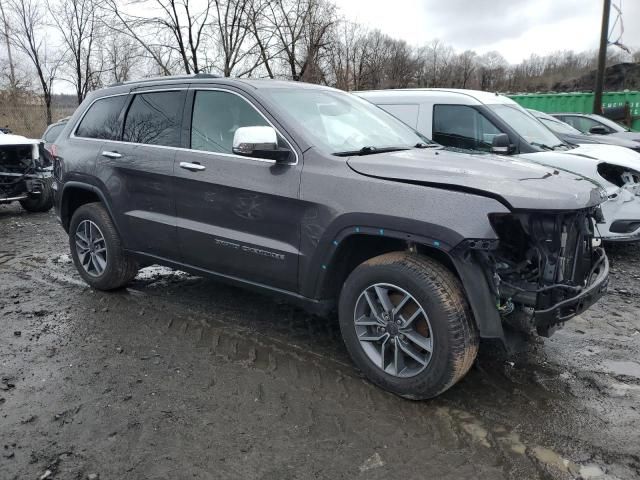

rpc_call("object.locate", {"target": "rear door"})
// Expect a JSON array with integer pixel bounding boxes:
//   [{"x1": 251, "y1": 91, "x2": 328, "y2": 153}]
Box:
[
  {"x1": 173, "y1": 87, "x2": 303, "y2": 292},
  {"x1": 96, "y1": 87, "x2": 186, "y2": 259}
]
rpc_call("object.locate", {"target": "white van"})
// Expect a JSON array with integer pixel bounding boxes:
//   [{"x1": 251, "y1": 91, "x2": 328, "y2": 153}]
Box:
[{"x1": 356, "y1": 89, "x2": 640, "y2": 242}]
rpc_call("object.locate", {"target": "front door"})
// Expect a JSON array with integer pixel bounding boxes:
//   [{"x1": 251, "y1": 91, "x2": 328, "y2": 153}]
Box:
[{"x1": 174, "y1": 88, "x2": 303, "y2": 292}]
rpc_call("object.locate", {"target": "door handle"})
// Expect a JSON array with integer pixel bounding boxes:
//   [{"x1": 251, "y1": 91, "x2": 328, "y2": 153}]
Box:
[
  {"x1": 102, "y1": 151, "x2": 122, "y2": 159},
  {"x1": 180, "y1": 161, "x2": 206, "y2": 172}
]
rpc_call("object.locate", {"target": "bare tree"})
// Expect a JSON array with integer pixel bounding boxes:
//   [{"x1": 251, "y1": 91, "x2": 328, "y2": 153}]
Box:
[
  {"x1": 265, "y1": 0, "x2": 335, "y2": 81},
  {"x1": 7, "y1": 0, "x2": 62, "y2": 122},
  {"x1": 102, "y1": 30, "x2": 142, "y2": 83},
  {"x1": 48, "y1": 0, "x2": 103, "y2": 104},
  {"x1": 212, "y1": 0, "x2": 257, "y2": 77},
  {"x1": 0, "y1": 0, "x2": 17, "y2": 90},
  {"x1": 103, "y1": 0, "x2": 213, "y2": 75}
]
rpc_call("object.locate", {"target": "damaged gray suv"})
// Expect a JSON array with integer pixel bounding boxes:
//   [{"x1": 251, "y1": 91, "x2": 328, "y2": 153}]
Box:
[{"x1": 52, "y1": 76, "x2": 609, "y2": 399}]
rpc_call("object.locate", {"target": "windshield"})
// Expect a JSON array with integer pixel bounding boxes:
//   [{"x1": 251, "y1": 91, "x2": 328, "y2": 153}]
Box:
[
  {"x1": 261, "y1": 88, "x2": 431, "y2": 155},
  {"x1": 488, "y1": 104, "x2": 564, "y2": 149},
  {"x1": 538, "y1": 117, "x2": 582, "y2": 135},
  {"x1": 593, "y1": 114, "x2": 629, "y2": 132}
]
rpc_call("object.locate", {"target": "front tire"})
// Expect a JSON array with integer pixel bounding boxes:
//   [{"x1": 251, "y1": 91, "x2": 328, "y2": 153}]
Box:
[
  {"x1": 19, "y1": 177, "x2": 54, "y2": 212},
  {"x1": 69, "y1": 202, "x2": 138, "y2": 290},
  {"x1": 338, "y1": 252, "x2": 478, "y2": 399}
]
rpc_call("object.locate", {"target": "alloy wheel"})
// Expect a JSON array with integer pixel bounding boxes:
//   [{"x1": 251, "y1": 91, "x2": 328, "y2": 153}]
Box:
[
  {"x1": 75, "y1": 220, "x2": 108, "y2": 277},
  {"x1": 354, "y1": 283, "x2": 434, "y2": 378}
]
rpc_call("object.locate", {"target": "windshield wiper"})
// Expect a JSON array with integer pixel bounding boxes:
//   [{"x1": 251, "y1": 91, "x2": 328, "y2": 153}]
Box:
[
  {"x1": 414, "y1": 142, "x2": 439, "y2": 148},
  {"x1": 333, "y1": 146, "x2": 410, "y2": 157},
  {"x1": 530, "y1": 142, "x2": 554, "y2": 151}
]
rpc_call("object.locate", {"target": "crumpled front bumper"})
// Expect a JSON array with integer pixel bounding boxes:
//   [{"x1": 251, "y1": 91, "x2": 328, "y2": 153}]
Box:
[
  {"x1": 0, "y1": 169, "x2": 52, "y2": 203},
  {"x1": 534, "y1": 248, "x2": 609, "y2": 334}
]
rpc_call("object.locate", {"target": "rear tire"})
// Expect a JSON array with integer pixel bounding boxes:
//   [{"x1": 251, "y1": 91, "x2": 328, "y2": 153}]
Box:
[
  {"x1": 338, "y1": 252, "x2": 478, "y2": 399},
  {"x1": 19, "y1": 177, "x2": 54, "y2": 212},
  {"x1": 69, "y1": 202, "x2": 138, "y2": 290}
]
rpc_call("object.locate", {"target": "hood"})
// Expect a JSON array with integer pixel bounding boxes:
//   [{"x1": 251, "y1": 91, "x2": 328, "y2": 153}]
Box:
[
  {"x1": 610, "y1": 131, "x2": 640, "y2": 143},
  {"x1": 0, "y1": 133, "x2": 40, "y2": 146},
  {"x1": 589, "y1": 134, "x2": 640, "y2": 149},
  {"x1": 565, "y1": 144, "x2": 640, "y2": 170},
  {"x1": 346, "y1": 148, "x2": 605, "y2": 210},
  {"x1": 520, "y1": 144, "x2": 640, "y2": 177}
]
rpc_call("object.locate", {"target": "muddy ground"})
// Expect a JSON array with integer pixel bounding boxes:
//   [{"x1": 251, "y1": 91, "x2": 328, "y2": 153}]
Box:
[{"x1": 1, "y1": 203, "x2": 639, "y2": 480}]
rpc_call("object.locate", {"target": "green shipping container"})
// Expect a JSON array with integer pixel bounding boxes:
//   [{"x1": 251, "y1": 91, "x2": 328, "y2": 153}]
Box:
[{"x1": 509, "y1": 91, "x2": 640, "y2": 132}]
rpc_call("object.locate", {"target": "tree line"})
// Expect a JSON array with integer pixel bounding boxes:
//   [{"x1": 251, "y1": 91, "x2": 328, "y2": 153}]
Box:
[{"x1": 1, "y1": 0, "x2": 639, "y2": 124}]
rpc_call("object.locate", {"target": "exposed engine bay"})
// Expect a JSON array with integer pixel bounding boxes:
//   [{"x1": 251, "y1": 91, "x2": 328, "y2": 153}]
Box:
[{"x1": 474, "y1": 209, "x2": 608, "y2": 336}]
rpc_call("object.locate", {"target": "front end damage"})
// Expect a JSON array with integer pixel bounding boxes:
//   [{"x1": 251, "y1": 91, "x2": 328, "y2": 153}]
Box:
[
  {"x1": 457, "y1": 208, "x2": 608, "y2": 338},
  {"x1": 0, "y1": 142, "x2": 51, "y2": 204}
]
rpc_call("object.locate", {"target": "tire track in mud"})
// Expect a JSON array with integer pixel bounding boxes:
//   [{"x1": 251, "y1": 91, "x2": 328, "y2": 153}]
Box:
[{"x1": 3, "y1": 208, "x2": 640, "y2": 479}]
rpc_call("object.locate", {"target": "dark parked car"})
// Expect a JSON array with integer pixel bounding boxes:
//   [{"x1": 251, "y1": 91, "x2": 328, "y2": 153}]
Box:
[
  {"x1": 552, "y1": 112, "x2": 640, "y2": 143},
  {"x1": 52, "y1": 76, "x2": 609, "y2": 399},
  {"x1": 42, "y1": 118, "x2": 68, "y2": 151},
  {"x1": 529, "y1": 109, "x2": 640, "y2": 152}
]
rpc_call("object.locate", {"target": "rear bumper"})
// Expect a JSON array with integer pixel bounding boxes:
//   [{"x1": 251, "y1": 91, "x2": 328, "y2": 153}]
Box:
[{"x1": 534, "y1": 248, "x2": 609, "y2": 333}]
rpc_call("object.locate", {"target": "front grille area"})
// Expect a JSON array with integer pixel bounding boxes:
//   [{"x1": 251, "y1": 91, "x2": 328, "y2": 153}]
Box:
[{"x1": 488, "y1": 209, "x2": 601, "y2": 319}]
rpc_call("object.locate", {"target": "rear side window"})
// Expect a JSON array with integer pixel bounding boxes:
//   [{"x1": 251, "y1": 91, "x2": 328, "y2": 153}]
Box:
[
  {"x1": 190, "y1": 90, "x2": 268, "y2": 154},
  {"x1": 75, "y1": 95, "x2": 127, "y2": 140},
  {"x1": 123, "y1": 91, "x2": 186, "y2": 147},
  {"x1": 379, "y1": 104, "x2": 420, "y2": 129},
  {"x1": 563, "y1": 116, "x2": 606, "y2": 134},
  {"x1": 43, "y1": 123, "x2": 65, "y2": 142},
  {"x1": 433, "y1": 104, "x2": 502, "y2": 151}
]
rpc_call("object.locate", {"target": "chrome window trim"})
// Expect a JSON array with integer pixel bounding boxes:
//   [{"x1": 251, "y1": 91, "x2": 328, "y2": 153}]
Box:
[{"x1": 70, "y1": 86, "x2": 299, "y2": 166}]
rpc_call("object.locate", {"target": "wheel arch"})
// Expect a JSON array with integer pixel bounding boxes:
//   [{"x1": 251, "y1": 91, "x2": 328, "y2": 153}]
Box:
[
  {"x1": 60, "y1": 181, "x2": 120, "y2": 235},
  {"x1": 307, "y1": 219, "x2": 504, "y2": 342}
]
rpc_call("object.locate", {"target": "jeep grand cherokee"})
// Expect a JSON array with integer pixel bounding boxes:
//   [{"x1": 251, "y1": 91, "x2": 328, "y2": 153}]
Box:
[{"x1": 52, "y1": 75, "x2": 609, "y2": 399}]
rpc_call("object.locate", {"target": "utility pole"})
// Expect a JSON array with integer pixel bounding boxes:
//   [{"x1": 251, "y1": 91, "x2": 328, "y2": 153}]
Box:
[{"x1": 593, "y1": 0, "x2": 611, "y2": 114}]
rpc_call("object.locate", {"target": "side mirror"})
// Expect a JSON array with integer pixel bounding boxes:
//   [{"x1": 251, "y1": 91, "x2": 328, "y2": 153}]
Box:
[
  {"x1": 491, "y1": 133, "x2": 512, "y2": 154},
  {"x1": 233, "y1": 126, "x2": 291, "y2": 163},
  {"x1": 589, "y1": 125, "x2": 609, "y2": 135}
]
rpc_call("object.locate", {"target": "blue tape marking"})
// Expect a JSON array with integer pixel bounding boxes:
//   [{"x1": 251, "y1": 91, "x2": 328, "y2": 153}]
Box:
[
  {"x1": 355, "y1": 227, "x2": 360, "y2": 233},
  {"x1": 321, "y1": 264, "x2": 327, "y2": 270},
  {"x1": 333, "y1": 240, "x2": 338, "y2": 246},
  {"x1": 379, "y1": 229, "x2": 384, "y2": 235},
  {"x1": 434, "y1": 240, "x2": 441, "y2": 247}
]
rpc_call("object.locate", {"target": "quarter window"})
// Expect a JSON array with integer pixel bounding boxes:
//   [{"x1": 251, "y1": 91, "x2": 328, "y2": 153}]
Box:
[
  {"x1": 75, "y1": 95, "x2": 127, "y2": 140},
  {"x1": 123, "y1": 91, "x2": 185, "y2": 147},
  {"x1": 433, "y1": 104, "x2": 503, "y2": 151},
  {"x1": 190, "y1": 90, "x2": 269, "y2": 154}
]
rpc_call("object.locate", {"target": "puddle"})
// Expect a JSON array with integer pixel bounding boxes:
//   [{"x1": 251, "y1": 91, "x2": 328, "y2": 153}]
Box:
[{"x1": 601, "y1": 360, "x2": 640, "y2": 379}]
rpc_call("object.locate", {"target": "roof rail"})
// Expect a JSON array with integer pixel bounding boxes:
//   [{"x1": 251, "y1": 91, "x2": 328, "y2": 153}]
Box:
[{"x1": 109, "y1": 73, "x2": 222, "y2": 88}]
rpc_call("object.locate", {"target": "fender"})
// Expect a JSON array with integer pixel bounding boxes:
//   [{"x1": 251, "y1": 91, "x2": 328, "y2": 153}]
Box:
[
  {"x1": 60, "y1": 180, "x2": 122, "y2": 236},
  {"x1": 301, "y1": 212, "x2": 504, "y2": 341},
  {"x1": 301, "y1": 213, "x2": 464, "y2": 297}
]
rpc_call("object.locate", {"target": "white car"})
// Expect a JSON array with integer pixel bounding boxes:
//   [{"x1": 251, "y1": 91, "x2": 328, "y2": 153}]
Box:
[
  {"x1": 0, "y1": 133, "x2": 54, "y2": 212},
  {"x1": 355, "y1": 88, "x2": 640, "y2": 242}
]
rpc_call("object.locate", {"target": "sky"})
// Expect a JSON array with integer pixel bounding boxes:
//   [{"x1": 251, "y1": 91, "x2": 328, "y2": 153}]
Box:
[{"x1": 334, "y1": 0, "x2": 640, "y2": 63}]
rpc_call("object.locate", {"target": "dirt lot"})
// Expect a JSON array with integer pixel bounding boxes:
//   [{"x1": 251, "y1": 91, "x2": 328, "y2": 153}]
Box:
[{"x1": 1, "y1": 203, "x2": 639, "y2": 480}]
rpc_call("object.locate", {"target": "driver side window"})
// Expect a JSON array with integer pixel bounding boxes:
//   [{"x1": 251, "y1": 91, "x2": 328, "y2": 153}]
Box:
[
  {"x1": 191, "y1": 90, "x2": 269, "y2": 154},
  {"x1": 432, "y1": 104, "x2": 503, "y2": 151}
]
